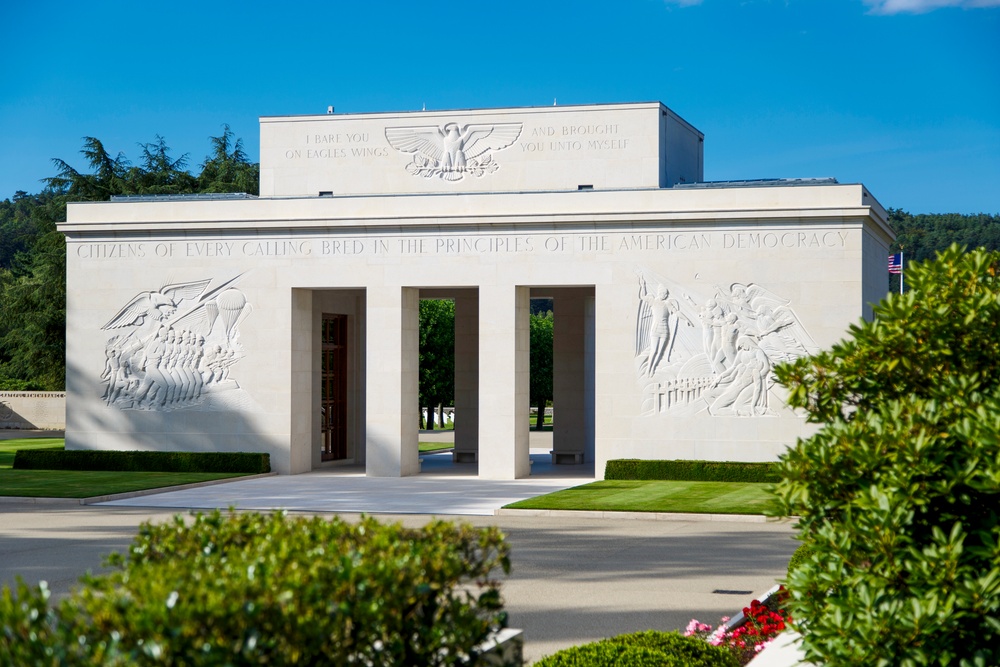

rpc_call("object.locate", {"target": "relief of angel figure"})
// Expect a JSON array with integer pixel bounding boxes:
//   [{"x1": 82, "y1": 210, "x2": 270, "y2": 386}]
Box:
[
  {"x1": 385, "y1": 122, "x2": 522, "y2": 181},
  {"x1": 635, "y1": 273, "x2": 694, "y2": 377}
]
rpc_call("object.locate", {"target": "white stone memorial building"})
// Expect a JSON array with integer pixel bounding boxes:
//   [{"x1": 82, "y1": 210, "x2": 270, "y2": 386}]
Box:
[{"x1": 60, "y1": 102, "x2": 893, "y2": 477}]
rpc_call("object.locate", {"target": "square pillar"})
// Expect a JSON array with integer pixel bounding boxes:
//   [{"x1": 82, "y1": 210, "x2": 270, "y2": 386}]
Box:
[
  {"x1": 593, "y1": 285, "x2": 615, "y2": 480},
  {"x1": 365, "y1": 286, "x2": 420, "y2": 476},
  {"x1": 288, "y1": 288, "x2": 313, "y2": 474},
  {"x1": 453, "y1": 290, "x2": 479, "y2": 463},
  {"x1": 478, "y1": 285, "x2": 530, "y2": 479}
]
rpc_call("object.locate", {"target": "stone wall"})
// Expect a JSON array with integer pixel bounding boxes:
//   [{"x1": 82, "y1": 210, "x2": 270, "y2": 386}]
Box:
[{"x1": 0, "y1": 392, "x2": 66, "y2": 430}]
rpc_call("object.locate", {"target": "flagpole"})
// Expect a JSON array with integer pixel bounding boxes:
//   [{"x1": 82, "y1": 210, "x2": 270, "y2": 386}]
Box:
[{"x1": 900, "y1": 251, "x2": 904, "y2": 294}]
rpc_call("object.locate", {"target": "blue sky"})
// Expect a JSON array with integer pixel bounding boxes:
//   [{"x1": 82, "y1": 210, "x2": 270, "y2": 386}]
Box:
[{"x1": 1, "y1": 0, "x2": 997, "y2": 214}]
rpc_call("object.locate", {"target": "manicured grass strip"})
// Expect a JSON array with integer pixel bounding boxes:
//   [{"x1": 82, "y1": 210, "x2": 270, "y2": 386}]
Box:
[
  {"x1": 0, "y1": 438, "x2": 64, "y2": 469},
  {"x1": 418, "y1": 442, "x2": 453, "y2": 453},
  {"x1": 0, "y1": 470, "x2": 250, "y2": 498},
  {"x1": 503, "y1": 480, "x2": 775, "y2": 515}
]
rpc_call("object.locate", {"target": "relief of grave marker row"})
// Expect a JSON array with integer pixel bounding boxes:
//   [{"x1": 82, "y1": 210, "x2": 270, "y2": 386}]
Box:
[{"x1": 634, "y1": 267, "x2": 818, "y2": 418}]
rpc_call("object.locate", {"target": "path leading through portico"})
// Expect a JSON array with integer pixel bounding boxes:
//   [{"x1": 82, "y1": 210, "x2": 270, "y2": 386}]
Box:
[{"x1": 97, "y1": 447, "x2": 595, "y2": 515}]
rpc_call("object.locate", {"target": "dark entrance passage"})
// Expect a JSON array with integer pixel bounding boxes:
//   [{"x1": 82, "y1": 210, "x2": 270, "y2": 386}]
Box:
[{"x1": 321, "y1": 313, "x2": 348, "y2": 461}]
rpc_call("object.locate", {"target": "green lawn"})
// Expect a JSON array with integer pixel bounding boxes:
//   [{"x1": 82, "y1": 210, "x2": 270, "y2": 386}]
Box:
[
  {"x1": 0, "y1": 470, "x2": 249, "y2": 498},
  {"x1": 418, "y1": 442, "x2": 453, "y2": 453},
  {"x1": 0, "y1": 438, "x2": 249, "y2": 498},
  {"x1": 503, "y1": 479, "x2": 776, "y2": 515},
  {"x1": 0, "y1": 438, "x2": 64, "y2": 468}
]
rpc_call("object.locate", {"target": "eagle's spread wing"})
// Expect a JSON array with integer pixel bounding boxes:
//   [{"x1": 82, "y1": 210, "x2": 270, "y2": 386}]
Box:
[
  {"x1": 385, "y1": 126, "x2": 445, "y2": 162},
  {"x1": 161, "y1": 279, "x2": 211, "y2": 303},
  {"x1": 460, "y1": 124, "x2": 522, "y2": 160},
  {"x1": 102, "y1": 293, "x2": 151, "y2": 330}
]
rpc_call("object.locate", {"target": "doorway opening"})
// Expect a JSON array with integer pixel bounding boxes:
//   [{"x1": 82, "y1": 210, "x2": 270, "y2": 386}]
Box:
[{"x1": 321, "y1": 313, "x2": 348, "y2": 461}]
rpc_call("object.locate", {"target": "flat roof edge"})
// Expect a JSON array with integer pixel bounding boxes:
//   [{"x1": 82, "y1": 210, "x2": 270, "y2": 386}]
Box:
[{"x1": 259, "y1": 101, "x2": 670, "y2": 122}]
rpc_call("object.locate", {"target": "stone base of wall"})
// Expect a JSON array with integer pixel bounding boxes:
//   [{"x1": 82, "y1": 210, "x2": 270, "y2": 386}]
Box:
[{"x1": 0, "y1": 392, "x2": 66, "y2": 430}]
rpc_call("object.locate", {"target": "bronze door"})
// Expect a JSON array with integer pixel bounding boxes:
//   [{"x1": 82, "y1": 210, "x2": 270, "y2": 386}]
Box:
[{"x1": 321, "y1": 314, "x2": 348, "y2": 461}]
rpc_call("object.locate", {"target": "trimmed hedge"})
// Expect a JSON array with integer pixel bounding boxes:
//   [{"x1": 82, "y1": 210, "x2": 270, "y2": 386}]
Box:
[
  {"x1": 605, "y1": 459, "x2": 780, "y2": 483},
  {"x1": 0, "y1": 511, "x2": 511, "y2": 666},
  {"x1": 12, "y1": 450, "x2": 270, "y2": 474},
  {"x1": 534, "y1": 630, "x2": 738, "y2": 667}
]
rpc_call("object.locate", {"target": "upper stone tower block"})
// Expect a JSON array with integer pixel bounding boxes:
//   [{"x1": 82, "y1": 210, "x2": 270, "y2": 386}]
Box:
[{"x1": 259, "y1": 102, "x2": 703, "y2": 197}]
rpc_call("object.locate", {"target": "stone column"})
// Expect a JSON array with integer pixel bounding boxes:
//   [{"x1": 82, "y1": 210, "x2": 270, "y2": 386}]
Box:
[
  {"x1": 478, "y1": 284, "x2": 530, "y2": 479},
  {"x1": 593, "y1": 285, "x2": 615, "y2": 480},
  {"x1": 584, "y1": 294, "x2": 596, "y2": 463},
  {"x1": 288, "y1": 288, "x2": 313, "y2": 474},
  {"x1": 453, "y1": 290, "x2": 479, "y2": 463},
  {"x1": 365, "y1": 286, "x2": 420, "y2": 477}
]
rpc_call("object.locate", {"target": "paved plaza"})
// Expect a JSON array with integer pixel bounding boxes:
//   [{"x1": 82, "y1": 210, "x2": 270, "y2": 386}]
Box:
[{"x1": 0, "y1": 430, "x2": 799, "y2": 663}]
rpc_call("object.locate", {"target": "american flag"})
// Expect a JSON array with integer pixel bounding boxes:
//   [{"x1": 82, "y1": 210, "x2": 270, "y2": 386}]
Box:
[{"x1": 888, "y1": 253, "x2": 903, "y2": 274}]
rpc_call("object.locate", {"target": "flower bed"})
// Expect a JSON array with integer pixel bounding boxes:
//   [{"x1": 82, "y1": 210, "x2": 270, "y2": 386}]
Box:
[{"x1": 685, "y1": 586, "x2": 791, "y2": 665}]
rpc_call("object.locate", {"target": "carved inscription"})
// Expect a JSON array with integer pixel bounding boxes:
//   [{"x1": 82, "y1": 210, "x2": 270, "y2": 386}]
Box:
[
  {"x1": 285, "y1": 131, "x2": 391, "y2": 160},
  {"x1": 75, "y1": 231, "x2": 851, "y2": 262},
  {"x1": 522, "y1": 123, "x2": 630, "y2": 153}
]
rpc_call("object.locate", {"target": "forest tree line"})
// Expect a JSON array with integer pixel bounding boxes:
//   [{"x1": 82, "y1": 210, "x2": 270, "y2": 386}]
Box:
[
  {"x1": 0, "y1": 127, "x2": 258, "y2": 390},
  {"x1": 1, "y1": 129, "x2": 997, "y2": 394}
]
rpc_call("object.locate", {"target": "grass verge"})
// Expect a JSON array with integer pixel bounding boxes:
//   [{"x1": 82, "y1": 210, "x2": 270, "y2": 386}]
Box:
[
  {"x1": 502, "y1": 479, "x2": 774, "y2": 515},
  {"x1": 418, "y1": 442, "x2": 453, "y2": 453},
  {"x1": 0, "y1": 438, "x2": 64, "y2": 469},
  {"x1": 0, "y1": 438, "x2": 248, "y2": 498},
  {"x1": 0, "y1": 470, "x2": 250, "y2": 498}
]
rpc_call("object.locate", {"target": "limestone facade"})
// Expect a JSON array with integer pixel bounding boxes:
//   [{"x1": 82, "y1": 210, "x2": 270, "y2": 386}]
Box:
[{"x1": 60, "y1": 102, "x2": 892, "y2": 477}]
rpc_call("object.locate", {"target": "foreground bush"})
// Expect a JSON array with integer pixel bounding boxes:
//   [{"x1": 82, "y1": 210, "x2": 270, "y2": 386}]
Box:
[
  {"x1": 772, "y1": 246, "x2": 1000, "y2": 666},
  {"x1": 0, "y1": 510, "x2": 511, "y2": 666},
  {"x1": 534, "y1": 630, "x2": 738, "y2": 667}
]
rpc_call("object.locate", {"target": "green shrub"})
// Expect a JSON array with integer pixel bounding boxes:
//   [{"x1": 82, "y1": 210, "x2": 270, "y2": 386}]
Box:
[
  {"x1": 605, "y1": 459, "x2": 780, "y2": 483},
  {"x1": 0, "y1": 511, "x2": 511, "y2": 666},
  {"x1": 785, "y1": 542, "x2": 818, "y2": 578},
  {"x1": 772, "y1": 245, "x2": 1000, "y2": 666},
  {"x1": 534, "y1": 630, "x2": 738, "y2": 667},
  {"x1": 13, "y1": 449, "x2": 270, "y2": 473},
  {"x1": 0, "y1": 376, "x2": 46, "y2": 391}
]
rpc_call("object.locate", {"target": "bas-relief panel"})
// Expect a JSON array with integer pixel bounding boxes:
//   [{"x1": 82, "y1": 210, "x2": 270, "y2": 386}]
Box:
[
  {"x1": 98, "y1": 275, "x2": 256, "y2": 412},
  {"x1": 634, "y1": 268, "x2": 818, "y2": 418},
  {"x1": 385, "y1": 123, "x2": 522, "y2": 181}
]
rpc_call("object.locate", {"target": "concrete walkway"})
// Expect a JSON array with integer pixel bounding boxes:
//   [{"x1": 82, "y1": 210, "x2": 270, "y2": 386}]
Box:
[{"x1": 99, "y1": 449, "x2": 594, "y2": 515}]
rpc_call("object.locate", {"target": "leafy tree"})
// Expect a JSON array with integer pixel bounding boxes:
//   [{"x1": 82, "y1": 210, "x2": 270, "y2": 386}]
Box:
[
  {"x1": 529, "y1": 311, "x2": 553, "y2": 431},
  {"x1": 197, "y1": 124, "x2": 260, "y2": 195},
  {"x1": 772, "y1": 245, "x2": 1000, "y2": 666},
  {"x1": 418, "y1": 299, "x2": 455, "y2": 429},
  {"x1": 44, "y1": 137, "x2": 130, "y2": 200},
  {"x1": 0, "y1": 128, "x2": 258, "y2": 389},
  {"x1": 126, "y1": 135, "x2": 198, "y2": 195},
  {"x1": 887, "y1": 209, "x2": 1000, "y2": 293}
]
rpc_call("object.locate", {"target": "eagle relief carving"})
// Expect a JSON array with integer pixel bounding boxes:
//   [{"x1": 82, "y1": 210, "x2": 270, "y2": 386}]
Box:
[
  {"x1": 385, "y1": 122, "x2": 522, "y2": 181},
  {"x1": 98, "y1": 275, "x2": 255, "y2": 412}
]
